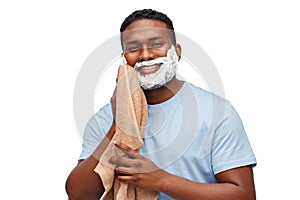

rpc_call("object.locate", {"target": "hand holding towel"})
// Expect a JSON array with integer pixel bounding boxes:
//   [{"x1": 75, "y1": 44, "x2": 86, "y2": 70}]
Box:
[{"x1": 94, "y1": 65, "x2": 159, "y2": 200}]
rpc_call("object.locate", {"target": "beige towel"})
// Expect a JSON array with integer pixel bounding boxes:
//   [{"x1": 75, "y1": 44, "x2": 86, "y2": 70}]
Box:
[{"x1": 94, "y1": 65, "x2": 159, "y2": 200}]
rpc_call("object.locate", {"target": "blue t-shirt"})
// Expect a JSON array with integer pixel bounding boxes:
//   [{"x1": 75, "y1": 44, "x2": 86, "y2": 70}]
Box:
[{"x1": 80, "y1": 82, "x2": 256, "y2": 199}]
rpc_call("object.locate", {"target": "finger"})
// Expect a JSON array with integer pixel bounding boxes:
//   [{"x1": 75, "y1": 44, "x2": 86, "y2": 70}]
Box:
[
  {"x1": 110, "y1": 156, "x2": 133, "y2": 167},
  {"x1": 117, "y1": 175, "x2": 138, "y2": 183},
  {"x1": 113, "y1": 141, "x2": 139, "y2": 156},
  {"x1": 113, "y1": 140, "x2": 132, "y2": 151},
  {"x1": 115, "y1": 166, "x2": 135, "y2": 175}
]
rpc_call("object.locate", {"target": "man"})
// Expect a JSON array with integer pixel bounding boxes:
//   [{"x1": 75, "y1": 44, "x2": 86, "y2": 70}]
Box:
[{"x1": 66, "y1": 9, "x2": 257, "y2": 200}]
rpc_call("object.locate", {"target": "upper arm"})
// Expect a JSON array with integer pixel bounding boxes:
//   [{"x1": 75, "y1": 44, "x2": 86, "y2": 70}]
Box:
[
  {"x1": 211, "y1": 101, "x2": 256, "y2": 199},
  {"x1": 212, "y1": 101, "x2": 256, "y2": 174},
  {"x1": 66, "y1": 105, "x2": 113, "y2": 199},
  {"x1": 216, "y1": 166, "x2": 256, "y2": 199}
]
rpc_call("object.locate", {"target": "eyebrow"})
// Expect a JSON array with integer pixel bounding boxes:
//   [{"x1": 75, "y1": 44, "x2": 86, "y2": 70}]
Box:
[
  {"x1": 125, "y1": 41, "x2": 139, "y2": 46},
  {"x1": 148, "y1": 36, "x2": 164, "y2": 41}
]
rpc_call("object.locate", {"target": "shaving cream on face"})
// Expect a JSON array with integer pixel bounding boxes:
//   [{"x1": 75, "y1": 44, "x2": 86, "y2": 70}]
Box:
[{"x1": 132, "y1": 45, "x2": 179, "y2": 90}]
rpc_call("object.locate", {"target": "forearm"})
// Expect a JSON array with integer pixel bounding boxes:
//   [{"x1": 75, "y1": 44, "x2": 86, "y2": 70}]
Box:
[
  {"x1": 159, "y1": 171, "x2": 255, "y2": 200},
  {"x1": 66, "y1": 122, "x2": 116, "y2": 200}
]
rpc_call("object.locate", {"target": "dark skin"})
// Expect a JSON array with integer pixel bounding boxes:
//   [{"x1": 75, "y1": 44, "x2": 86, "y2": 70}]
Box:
[{"x1": 66, "y1": 19, "x2": 256, "y2": 200}]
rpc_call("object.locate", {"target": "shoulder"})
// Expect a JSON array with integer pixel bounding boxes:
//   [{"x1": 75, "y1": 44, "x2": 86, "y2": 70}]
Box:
[
  {"x1": 187, "y1": 82, "x2": 227, "y2": 104},
  {"x1": 91, "y1": 103, "x2": 113, "y2": 123},
  {"x1": 184, "y1": 82, "x2": 229, "y2": 116},
  {"x1": 84, "y1": 103, "x2": 113, "y2": 137}
]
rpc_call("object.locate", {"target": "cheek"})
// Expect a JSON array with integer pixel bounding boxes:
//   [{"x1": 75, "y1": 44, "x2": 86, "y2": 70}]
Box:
[
  {"x1": 124, "y1": 48, "x2": 169, "y2": 66},
  {"x1": 152, "y1": 48, "x2": 168, "y2": 57},
  {"x1": 124, "y1": 54, "x2": 138, "y2": 67}
]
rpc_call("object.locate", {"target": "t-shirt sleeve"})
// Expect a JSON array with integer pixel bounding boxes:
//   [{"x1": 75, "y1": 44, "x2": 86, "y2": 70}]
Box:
[
  {"x1": 79, "y1": 104, "x2": 113, "y2": 160},
  {"x1": 211, "y1": 101, "x2": 256, "y2": 175}
]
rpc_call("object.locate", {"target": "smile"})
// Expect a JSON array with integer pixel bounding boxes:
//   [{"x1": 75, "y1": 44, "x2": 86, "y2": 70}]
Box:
[{"x1": 137, "y1": 63, "x2": 162, "y2": 76}]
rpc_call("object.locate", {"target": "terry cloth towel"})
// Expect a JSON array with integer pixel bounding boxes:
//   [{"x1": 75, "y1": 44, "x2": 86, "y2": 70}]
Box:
[{"x1": 94, "y1": 65, "x2": 159, "y2": 200}]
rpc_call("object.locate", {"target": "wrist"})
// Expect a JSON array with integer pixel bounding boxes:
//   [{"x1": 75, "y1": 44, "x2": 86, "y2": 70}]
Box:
[{"x1": 156, "y1": 170, "x2": 173, "y2": 192}]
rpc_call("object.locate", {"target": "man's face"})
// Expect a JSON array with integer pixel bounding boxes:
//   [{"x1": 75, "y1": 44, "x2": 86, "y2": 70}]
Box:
[{"x1": 122, "y1": 19, "x2": 176, "y2": 75}]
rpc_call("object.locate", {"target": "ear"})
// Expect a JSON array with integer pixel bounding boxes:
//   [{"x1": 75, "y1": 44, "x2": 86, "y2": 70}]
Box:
[{"x1": 175, "y1": 44, "x2": 182, "y2": 61}]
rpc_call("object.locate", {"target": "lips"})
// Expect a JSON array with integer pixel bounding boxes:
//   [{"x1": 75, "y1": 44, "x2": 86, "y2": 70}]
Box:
[{"x1": 137, "y1": 63, "x2": 162, "y2": 76}]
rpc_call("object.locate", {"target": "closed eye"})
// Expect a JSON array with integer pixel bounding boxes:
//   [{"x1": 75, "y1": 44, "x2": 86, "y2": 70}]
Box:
[
  {"x1": 127, "y1": 46, "x2": 140, "y2": 52},
  {"x1": 151, "y1": 42, "x2": 164, "y2": 48}
]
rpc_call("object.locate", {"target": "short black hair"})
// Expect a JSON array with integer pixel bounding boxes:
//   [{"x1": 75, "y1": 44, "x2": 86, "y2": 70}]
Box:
[
  {"x1": 120, "y1": 9, "x2": 176, "y2": 49},
  {"x1": 120, "y1": 9, "x2": 174, "y2": 32}
]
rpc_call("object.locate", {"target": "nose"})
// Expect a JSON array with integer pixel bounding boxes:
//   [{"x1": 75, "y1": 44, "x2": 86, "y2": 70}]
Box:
[{"x1": 138, "y1": 47, "x2": 154, "y2": 61}]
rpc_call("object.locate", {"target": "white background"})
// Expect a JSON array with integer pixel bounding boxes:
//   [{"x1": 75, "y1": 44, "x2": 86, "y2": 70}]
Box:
[{"x1": 1, "y1": 0, "x2": 299, "y2": 199}]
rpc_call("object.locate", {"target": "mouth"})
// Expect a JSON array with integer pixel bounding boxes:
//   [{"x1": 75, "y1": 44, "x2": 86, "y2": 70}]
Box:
[{"x1": 137, "y1": 63, "x2": 162, "y2": 76}]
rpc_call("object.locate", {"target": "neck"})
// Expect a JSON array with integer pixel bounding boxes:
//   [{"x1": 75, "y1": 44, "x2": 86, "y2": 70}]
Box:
[{"x1": 143, "y1": 77, "x2": 184, "y2": 105}]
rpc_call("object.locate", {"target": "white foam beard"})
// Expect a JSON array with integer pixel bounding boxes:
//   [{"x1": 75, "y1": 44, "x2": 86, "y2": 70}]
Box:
[{"x1": 133, "y1": 45, "x2": 179, "y2": 90}]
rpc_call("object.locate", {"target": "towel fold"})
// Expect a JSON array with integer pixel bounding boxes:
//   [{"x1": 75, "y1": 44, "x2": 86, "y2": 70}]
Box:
[{"x1": 94, "y1": 65, "x2": 159, "y2": 200}]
